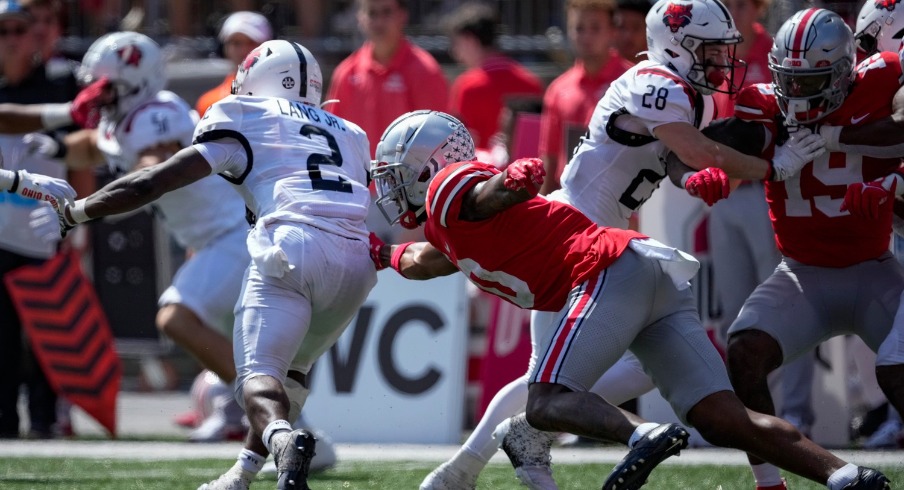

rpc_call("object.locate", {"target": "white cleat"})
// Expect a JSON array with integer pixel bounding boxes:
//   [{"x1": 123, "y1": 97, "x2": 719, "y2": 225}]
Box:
[
  {"x1": 493, "y1": 414, "x2": 558, "y2": 490},
  {"x1": 197, "y1": 467, "x2": 254, "y2": 490},
  {"x1": 419, "y1": 460, "x2": 478, "y2": 490}
]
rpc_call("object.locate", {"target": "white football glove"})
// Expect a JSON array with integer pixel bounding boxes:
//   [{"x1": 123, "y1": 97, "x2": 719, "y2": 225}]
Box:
[
  {"x1": 28, "y1": 204, "x2": 64, "y2": 244},
  {"x1": 770, "y1": 127, "x2": 826, "y2": 181},
  {"x1": 7, "y1": 169, "x2": 76, "y2": 209},
  {"x1": 23, "y1": 133, "x2": 66, "y2": 160}
]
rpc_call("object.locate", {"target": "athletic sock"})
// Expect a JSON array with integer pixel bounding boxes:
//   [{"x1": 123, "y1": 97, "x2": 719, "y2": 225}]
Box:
[
  {"x1": 628, "y1": 422, "x2": 661, "y2": 448},
  {"x1": 751, "y1": 463, "x2": 783, "y2": 487},
  {"x1": 238, "y1": 448, "x2": 266, "y2": 474},
  {"x1": 827, "y1": 463, "x2": 859, "y2": 490},
  {"x1": 262, "y1": 419, "x2": 292, "y2": 453}
]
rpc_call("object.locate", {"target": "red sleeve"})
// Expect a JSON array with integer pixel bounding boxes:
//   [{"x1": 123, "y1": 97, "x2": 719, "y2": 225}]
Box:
[
  {"x1": 326, "y1": 58, "x2": 354, "y2": 119},
  {"x1": 427, "y1": 162, "x2": 498, "y2": 228}
]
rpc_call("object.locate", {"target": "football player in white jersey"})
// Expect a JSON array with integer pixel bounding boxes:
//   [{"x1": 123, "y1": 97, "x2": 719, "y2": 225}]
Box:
[
  {"x1": 419, "y1": 1, "x2": 826, "y2": 488},
  {"x1": 49, "y1": 39, "x2": 377, "y2": 490}
]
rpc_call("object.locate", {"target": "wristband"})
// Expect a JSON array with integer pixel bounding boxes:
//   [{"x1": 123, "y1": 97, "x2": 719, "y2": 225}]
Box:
[
  {"x1": 40, "y1": 103, "x2": 74, "y2": 130},
  {"x1": 818, "y1": 124, "x2": 842, "y2": 152},
  {"x1": 680, "y1": 172, "x2": 694, "y2": 188},
  {"x1": 69, "y1": 198, "x2": 91, "y2": 223},
  {"x1": 390, "y1": 241, "x2": 414, "y2": 278},
  {"x1": 7, "y1": 169, "x2": 20, "y2": 193}
]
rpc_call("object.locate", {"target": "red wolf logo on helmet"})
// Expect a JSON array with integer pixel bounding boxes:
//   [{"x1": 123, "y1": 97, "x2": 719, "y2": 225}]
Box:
[
  {"x1": 663, "y1": 2, "x2": 694, "y2": 33},
  {"x1": 241, "y1": 46, "x2": 264, "y2": 73},
  {"x1": 875, "y1": 0, "x2": 900, "y2": 11},
  {"x1": 116, "y1": 45, "x2": 142, "y2": 67}
]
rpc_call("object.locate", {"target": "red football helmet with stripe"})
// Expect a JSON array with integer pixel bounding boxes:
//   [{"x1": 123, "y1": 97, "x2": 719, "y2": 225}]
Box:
[{"x1": 769, "y1": 8, "x2": 855, "y2": 126}]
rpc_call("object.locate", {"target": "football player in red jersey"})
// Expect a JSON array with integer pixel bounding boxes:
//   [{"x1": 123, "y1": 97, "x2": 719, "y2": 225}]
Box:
[
  {"x1": 370, "y1": 109, "x2": 891, "y2": 490},
  {"x1": 665, "y1": 8, "x2": 904, "y2": 490}
]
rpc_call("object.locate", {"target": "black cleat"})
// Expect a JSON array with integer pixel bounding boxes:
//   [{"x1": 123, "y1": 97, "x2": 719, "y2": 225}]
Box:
[
  {"x1": 601, "y1": 423, "x2": 690, "y2": 490},
  {"x1": 841, "y1": 466, "x2": 891, "y2": 490},
  {"x1": 275, "y1": 429, "x2": 317, "y2": 490}
]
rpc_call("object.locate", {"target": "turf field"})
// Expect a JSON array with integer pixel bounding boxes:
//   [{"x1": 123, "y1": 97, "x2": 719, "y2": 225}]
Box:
[{"x1": 1, "y1": 457, "x2": 902, "y2": 489}]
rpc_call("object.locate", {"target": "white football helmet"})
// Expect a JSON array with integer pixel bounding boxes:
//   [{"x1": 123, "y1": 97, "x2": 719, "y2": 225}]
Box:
[
  {"x1": 372, "y1": 110, "x2": 475, "y2": 229},
  {"x1": 769, "y1": 8, "x2": 855, "y2": 126},
  {"x1": 645, "y1": 0, "x2": 744, "y2": 95},
  {"x1": 77, "y1": 31, "x2": 165, "y2": 122},
  {"x1": 855, "y1": 0, "x2": 904, "y2": 56},
  {"x1": 231, "y1": 40, "x2": 323, "y2": 107}
]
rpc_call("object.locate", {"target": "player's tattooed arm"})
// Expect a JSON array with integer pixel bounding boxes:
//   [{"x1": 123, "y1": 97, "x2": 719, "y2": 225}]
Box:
[
  {"x1": 64, "y1": 147, "x2": 211, "y2": 224},
  {"x1": 389, "y1": 241, "x2": 458, "y2": 280},
  {"x1": 460, "y1": 159, "x2": 544, "y2": 221}
]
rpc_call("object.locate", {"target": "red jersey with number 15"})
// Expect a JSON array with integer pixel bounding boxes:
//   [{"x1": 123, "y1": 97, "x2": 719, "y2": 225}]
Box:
[
  {"x1": 733, "y1": 51, "x2": 904, "y2": 267},
  {"x1": 424, "y1": 161, "x2": 645, "y2": 312}
]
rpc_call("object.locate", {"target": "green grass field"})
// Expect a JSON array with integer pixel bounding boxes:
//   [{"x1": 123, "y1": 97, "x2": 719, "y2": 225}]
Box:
[{"x1": 1, "y1": 458, "x2": 902, "y2": 490}]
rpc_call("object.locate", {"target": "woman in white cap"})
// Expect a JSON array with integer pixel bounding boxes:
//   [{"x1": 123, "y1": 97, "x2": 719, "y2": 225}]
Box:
[{"x1": 195, "y1": 11, "x2": 272, "y2": 117}]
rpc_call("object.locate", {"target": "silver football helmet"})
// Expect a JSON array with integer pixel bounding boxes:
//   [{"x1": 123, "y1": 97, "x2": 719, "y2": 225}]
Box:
[
  {"x1": 855, "y1": 0, "x2": 904, "y2": 56},
  {"x1": 77, "y1": 31, "x2": 165, "y2": 121},
  {"x1": 645, "y1": 0, "x2": 745, "y2": 95},
  {"x1": 372, "y1": 110, "x2": 475, "y2": 229},
  {"x1": 231, "y1": 40, "x2": 323, "y2": 107},
  {"x1": 769, "y1": 8, "x2": 855, "y2": 126}
]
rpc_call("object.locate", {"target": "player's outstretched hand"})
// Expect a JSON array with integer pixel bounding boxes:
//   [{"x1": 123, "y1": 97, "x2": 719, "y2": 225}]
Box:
[
  {"x1": 23, "y1": 133, "x2": 66, "y2": 160},
  {"x1": 28, "y1": 204, "x2": 65, "y2": 244},
  {"x1": 770, "y1": 128, "x2": 826, "y2": 181},
  {"x1": 504, "y1": 158, "x2": 545, "y2": 195},
  {"x1": 12, "y1": 169, "x2": 76, "y2": 210},
  {"x1": 841, "y1": 174, "x2": 903, "y2": 220},
  {"x1": 368, "y1": 232, "x2": 387, "y2": 270},
  {"x1": 684, "y1": 167, "x2": 729, "y2": 206}
]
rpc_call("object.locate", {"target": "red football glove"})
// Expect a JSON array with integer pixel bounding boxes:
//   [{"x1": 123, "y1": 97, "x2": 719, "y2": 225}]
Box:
[
  {"x1": 71, "y1": 77, "x2": 113, "y2": 129},
  {"x1": 684, "y1": 167, "x2": 730, "y2": 206},
  {"x1": 503, "y1": 158, "x2": 545, "y2": 195},
  {"x1": 368, "y1": 232, "x2": 387, "y2": 270},
  {"x1": 841, "y1": 175, "x2": 901, "y2": 220}
]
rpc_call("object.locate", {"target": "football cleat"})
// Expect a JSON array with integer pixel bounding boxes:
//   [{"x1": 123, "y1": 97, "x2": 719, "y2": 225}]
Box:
[
  {"x1": 494, "y1": 414, "x2": 558, "y2": 490},
  {"x1": 197, "y1": 466, "x2": 253, "y2": 490},
  {"x1": 756, "y1": 478, "x2": 787, "y2": 490},
  {"x1": 601, "y1": 423, "x2": 690, "y2": 490},
  {"x1": 419, "y1": 461, "x2": 478, "y2": 490},
  {"x1": 840, "y1": 466, "x2": 891, "y2": 490},
  {"x1": 273, "y1": 429, "x2": 316, "y2": 490}
]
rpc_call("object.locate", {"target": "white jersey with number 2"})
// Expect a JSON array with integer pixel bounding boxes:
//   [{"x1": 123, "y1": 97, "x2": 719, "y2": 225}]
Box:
[{"x1": 192, "y1": 95, "x2": 372, "y2": 244}]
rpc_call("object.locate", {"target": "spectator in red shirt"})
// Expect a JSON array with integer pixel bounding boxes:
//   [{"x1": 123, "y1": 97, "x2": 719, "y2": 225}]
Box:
[
  {"x1": 326, "y1": 0, "x2": 448, "y2": 155},
  {"x1": 613, "y1": 0, "x2": 653, "y2": 63},
  {"x1": 446, "y1": 3, "x2": 544, "y2": 149},
  {"x1": 538, "y1": 0, "x2": 634, "y2": 195}
]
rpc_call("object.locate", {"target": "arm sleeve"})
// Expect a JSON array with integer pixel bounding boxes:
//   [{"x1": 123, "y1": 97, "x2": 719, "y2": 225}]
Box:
[{"x1": 193, "y1": 138, "x2": 248, "y2": 176}]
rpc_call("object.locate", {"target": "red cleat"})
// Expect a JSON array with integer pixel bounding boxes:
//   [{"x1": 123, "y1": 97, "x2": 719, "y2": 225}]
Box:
[{"x1": 172, "y1": 410, "x2": 201, "y2": 429}]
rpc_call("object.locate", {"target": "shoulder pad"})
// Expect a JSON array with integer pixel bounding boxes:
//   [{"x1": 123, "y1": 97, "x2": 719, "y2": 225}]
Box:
[
  {"x1": 623, "y1": 67, "x2": 698, "y2": 124},
  {"x1": 193, "y1": 95, "x2": 245, "y2": 144}
]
